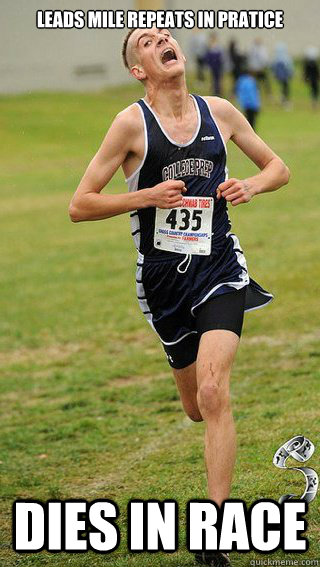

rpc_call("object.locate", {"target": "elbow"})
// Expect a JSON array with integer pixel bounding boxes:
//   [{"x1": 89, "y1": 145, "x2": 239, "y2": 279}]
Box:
[
  {"x1": 275, "y1": 158, "x2": 290, "y2": 188},
  {"x1": 68, "y1": 201, "x2": 83, "y2": 223},
  {"x1": 282, "y1": 162, "x2": 291, "y2": 186}
]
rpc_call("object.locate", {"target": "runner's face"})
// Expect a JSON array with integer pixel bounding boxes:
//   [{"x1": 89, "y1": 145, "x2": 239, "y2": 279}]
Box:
[{"x1": 130, "y1": 28, "x2": 186, "y2": 80}]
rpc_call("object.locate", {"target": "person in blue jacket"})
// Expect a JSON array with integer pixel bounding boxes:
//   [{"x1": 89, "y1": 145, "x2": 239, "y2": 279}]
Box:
[{"x1": 236, "y1": 60, "x2": 261, "y2": 131}]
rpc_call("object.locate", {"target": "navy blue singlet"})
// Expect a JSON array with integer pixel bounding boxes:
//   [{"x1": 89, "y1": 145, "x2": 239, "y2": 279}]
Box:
[{"x1": 126, "y1": 94, "x2": 273, "y2": 347}]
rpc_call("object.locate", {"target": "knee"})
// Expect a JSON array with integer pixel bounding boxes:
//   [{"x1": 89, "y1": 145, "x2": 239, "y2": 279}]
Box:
[{"x1": 197, "y1": 376, "x2": 230, "y2": 419}]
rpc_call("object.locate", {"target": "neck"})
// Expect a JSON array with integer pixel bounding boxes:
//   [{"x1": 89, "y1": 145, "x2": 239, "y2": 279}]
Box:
[{"x1": 144, "y1": 75, "x2": 190, "y2": 119}]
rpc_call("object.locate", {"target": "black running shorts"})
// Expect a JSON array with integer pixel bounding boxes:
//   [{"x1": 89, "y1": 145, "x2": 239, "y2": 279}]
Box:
[{"x1": 163, "y1": 287, "x2": 246, "y2": 369}]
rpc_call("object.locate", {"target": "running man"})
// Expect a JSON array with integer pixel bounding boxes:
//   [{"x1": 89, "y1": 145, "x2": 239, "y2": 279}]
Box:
[{"x1": 69, "y1": 28, "x2": 290, "y2": 566}]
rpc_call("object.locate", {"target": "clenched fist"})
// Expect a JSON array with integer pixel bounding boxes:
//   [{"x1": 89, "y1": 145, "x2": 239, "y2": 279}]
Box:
[
  {"x1": 144, "y1": 180, "x2": 187, "y2": 209},
  {"x1": 217, "y1": 178, "x2": 254, "y2": 206}
]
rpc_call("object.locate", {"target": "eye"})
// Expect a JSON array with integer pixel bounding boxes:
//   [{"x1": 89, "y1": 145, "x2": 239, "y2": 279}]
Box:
[{"x1": 144, "y1": 39, "x2": 152, "y2": 47}]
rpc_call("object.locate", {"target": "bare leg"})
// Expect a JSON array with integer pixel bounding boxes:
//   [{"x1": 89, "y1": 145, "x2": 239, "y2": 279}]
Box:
[
  {"x1": 173, "y1": 362, "x2": 203, "y2": 423},
  {"x1": 196, "y1": 330, "x2": 239, "y2": 506},
  {"x1": 172, "y1": 329, "x2": 239, "y2": 505}
]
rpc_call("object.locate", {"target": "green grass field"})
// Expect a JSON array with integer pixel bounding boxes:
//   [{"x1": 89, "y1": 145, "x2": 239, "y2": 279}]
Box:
[{"x1": 0, "y1": 72, "x2": 319, "y2": 566}]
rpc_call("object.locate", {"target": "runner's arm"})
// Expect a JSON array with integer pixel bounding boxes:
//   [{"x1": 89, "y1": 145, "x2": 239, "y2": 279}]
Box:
[
  {"x1": 69, "y1": 110, "x2": 186, "y2": 222},
  {"x1": 208, "y1": 99, "x2": 290, "y2": 206}
]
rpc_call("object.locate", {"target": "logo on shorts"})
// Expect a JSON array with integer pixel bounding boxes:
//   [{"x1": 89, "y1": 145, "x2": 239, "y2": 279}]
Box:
[{"x1": 167, "y1": 354, "x2": 174, "y2": 364}]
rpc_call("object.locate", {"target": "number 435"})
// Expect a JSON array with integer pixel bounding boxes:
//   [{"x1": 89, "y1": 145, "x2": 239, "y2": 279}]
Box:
[{"x1": 166, "y1": 209, "x2": 202, "y2": 231}]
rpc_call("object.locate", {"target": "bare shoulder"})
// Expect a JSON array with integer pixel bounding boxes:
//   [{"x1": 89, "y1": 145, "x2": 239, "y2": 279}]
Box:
[
  {"x1": 203, "y1": 95, "x2": 235, "y2": 111},
  {"x1": 203, "y1": 96, "x2": 238, "y2": 121},
  {"x1": 204, "y1": 96, "x2": 279, "y2": 168},
  {"x1": 202, "y1": 96, "x2": 239, "y2": 141},
  {"x1": 99, "y1": 102, "x2": 144, "y2": 157},
  {"x1": 112, "y1": 103, "x2": 144, "y2": 136}
]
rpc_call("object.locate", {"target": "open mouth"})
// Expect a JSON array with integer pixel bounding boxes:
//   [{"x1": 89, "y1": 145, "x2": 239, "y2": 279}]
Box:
[{"x1": 161, "y1": 48, "x2": 177, "y2": 65}]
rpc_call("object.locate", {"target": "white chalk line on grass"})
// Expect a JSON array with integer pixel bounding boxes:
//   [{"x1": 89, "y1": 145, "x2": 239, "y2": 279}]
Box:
[
  {"x1": 242, "y1": 330, "x2": 320, "y2": 347},
  {"x1": 1, "y1": 329, "x2": 319, "y2": 367},
  {"x1": 85, "y1": 416, "x2": 194, "y2": 496},
  {"x1": 3, "y1": 328, "x2": 318, "y2": 405}
]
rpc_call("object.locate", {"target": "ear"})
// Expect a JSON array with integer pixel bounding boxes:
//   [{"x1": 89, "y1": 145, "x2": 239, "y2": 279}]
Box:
[
  {"x1": 180, "y1": 48, "x2": 187, "y2": 63},
  {"x1": 130, "y1": 65, "x2": 147, "y2": 81}
]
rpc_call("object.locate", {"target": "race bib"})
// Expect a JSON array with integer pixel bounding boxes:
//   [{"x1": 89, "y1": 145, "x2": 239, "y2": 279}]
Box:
[{"x1": 154, "y1": 196, "x2": 214, "y2": 256}]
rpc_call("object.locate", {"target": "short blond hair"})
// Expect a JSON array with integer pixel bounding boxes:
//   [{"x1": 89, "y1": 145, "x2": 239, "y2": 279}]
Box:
[{"x1": 122, "y1": 29, "x2": 136, "y2": 69}]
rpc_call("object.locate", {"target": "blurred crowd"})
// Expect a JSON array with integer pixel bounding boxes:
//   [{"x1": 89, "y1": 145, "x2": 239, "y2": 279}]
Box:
[{"x1": 189, "y1": 29, "x2": 320, "y2": 131}]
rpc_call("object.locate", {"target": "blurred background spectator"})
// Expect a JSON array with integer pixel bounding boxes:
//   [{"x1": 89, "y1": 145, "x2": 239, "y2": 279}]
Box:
[
  {"x1": 271, "y1": 43, "x2": 294, "y2": 108},
  {"x1": 189, "y1": 28, "x2": 208, "y2": 83},
  {"x1": 248, "y1": 38, "x2": 271, "y2": 96},
  {"x1": 228, "y1": 38, "x2": 244, "y2": 94},
  {"x1": 303, "y1": 47, "x2": 320, "y2": 109},
  {"x1": 204, "y1": 32, "x2": 225, "y2": 96}
]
